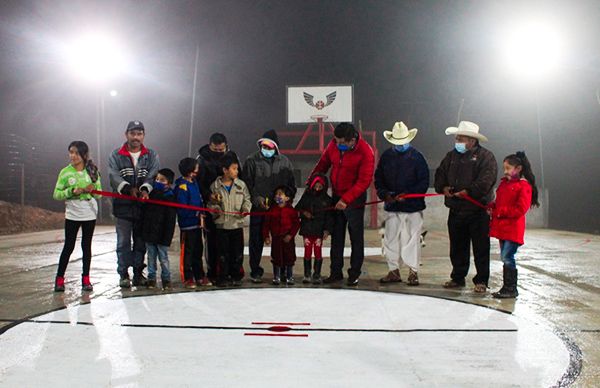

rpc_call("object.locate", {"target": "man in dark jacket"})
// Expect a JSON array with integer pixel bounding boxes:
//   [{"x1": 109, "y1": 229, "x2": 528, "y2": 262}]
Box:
[
  {"x1": 434, "y1": 121, "x2": 497, "y2": 293},
  {"x1": 196, "y1": 132, "x2": 241, "y2": 282},
  {"x1": 141, "y1": 168, "x2": 177, "y2": 289},
  {"x1": 108, "y1": 120, "x2": 160, "y2": 288},
  {"x1": 242, "y1": 129, "x2": 296, "y2": 283},
  {"x1": 375, "y1": 122, "x2": 429, "y2": 286},
  {"x1": 309, "y1": 122, "x2": 375, "y2": 286}
]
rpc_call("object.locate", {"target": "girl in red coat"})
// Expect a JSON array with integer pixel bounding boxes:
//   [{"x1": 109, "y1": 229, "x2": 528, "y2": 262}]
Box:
[
  {"x1": 488, "y1": 151, "x2": 539, "y2": 298},
  {"x1": 263, "y1": 185, "x2": 300, "y2": 285}
]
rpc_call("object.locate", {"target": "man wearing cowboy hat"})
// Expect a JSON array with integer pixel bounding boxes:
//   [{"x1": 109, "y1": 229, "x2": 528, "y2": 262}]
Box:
[
  {"x1": 434, "y1": 121, "x2": 497, "y2": 293},
  {"x1": 375, "y1": 122, "x2": 429, "y2": 286}
]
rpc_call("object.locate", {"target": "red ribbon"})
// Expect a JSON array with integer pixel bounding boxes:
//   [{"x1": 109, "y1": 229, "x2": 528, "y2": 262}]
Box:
[{"x1": 91, "y1": 189, "x2": 486, "y2": 216}]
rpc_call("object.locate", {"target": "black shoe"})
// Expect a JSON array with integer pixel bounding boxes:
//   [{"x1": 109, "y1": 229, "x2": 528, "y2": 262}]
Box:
[
  {"x1": 132, "y1": 274, "x2": 148, "y2": 287},
  {"x1": 323, "y1": 275, "x2": 343, "y2": 284},
  {"x1": 347, "y1": 273, "x2": 359, "y2": 286},
  {"x1": 232, "y1": 279, "x2": 242, "y2": 286}
]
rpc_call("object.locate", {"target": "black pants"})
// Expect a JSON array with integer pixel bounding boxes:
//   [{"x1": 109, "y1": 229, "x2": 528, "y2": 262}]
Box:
[
  {"x1": 330, "y1": 193, "x2": 366, "y2": 278},
  {"x1": 249, "y1": 213, "x2": 265, "y2": 278},
  {"x1": 447, "y1": 209, "x2": 490, "y2": 285},
  {"x1": 204, "y1": 213, "x2": 219, "y2": 280},
  {"x1": 181, "y1": 229, "x2": 204, "y2": 281},
  {"x1": 57, "y1": 219, "x2": 96, "y2": 278},
  {"x1": 216, "y1": 228, "x2": 244, "y2": 282}
]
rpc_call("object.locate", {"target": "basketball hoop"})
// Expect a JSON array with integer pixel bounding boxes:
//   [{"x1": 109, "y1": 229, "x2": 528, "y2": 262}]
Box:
[{"x1": 310, "y1": 114, "x2": 328, "y2": 122}]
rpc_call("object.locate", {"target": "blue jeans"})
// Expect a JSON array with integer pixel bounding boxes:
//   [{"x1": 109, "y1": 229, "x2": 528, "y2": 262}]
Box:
[
  {"x1": 499, "y1": 240, "x2": 520, "y2": 269},
  {"x1": 116, "y1": 217, "x2": 146, "y2": 277},
  {"x1": 146, "y1": 243, "x2": 170, "y2": 281}
]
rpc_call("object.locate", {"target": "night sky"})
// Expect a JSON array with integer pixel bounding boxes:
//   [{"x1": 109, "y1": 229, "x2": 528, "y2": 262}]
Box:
[{"x1": 1, "y1": 0, "x2": 599, "y2": 233}]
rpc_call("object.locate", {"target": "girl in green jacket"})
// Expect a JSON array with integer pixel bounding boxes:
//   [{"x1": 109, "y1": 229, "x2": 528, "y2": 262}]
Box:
[{"x1": 52, "y1": 141, "x2": 101, "y2": 292}]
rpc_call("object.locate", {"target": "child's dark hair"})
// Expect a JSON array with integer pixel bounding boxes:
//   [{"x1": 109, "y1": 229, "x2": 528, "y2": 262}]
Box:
[
  {"x1": 504, "y1": 151, "x2": 540, "y2": 208},
  {"x1": 68, "y1": 140, "x2": 99, "y2": 183},
  {"x1": 272, "y1": 184, "x2": 295, "y2": 202},
  {"x1": 178, "y1": 157, "x2": 199, "y2": 177},
  {"x1": 219, "y1": 153, "x2": 238, "y2": 171},
  {"x1": 158, "y1": 168, "x2": 175, "y2": 184}
]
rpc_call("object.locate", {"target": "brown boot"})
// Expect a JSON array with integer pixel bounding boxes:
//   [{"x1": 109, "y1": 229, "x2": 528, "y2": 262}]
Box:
[
  {"x1": 407, "y1": 269, "x2": 419, "y2": 286},
  {"x1": 380, "y1": 269, "x2": 402, "y2": 283}
]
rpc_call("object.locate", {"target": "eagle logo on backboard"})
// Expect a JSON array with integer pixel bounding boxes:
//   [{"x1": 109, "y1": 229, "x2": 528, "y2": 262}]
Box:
[{"x1": 303, "y1": 91, "x2": 336, "y2": 110}]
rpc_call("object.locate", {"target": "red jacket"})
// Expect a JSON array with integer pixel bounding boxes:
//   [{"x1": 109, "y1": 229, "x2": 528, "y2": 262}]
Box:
[
  {"x1": 262, "y1": 205, "x2": 300, "y2": 238},
  {"x1": 309, "y1": 134, "x2": 375, "y2": 204},
  {"x1": 489, "y1": 178, "x2": 532, "y2": 245}
]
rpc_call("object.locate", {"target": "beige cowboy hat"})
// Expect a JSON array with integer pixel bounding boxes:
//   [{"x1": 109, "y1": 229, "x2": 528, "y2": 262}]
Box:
[
  {"x1": 445, "y1": 121, "x2": 488, "y2": 142},
  {"x1": 383, "y1": 121, "x2": 418, "y2": 145}
]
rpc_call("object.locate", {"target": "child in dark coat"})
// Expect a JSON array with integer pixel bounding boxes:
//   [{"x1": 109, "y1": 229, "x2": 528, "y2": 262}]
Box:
[
  {"x1": 295, "y1": 174, "x2": 333, "y2": 284},
  {"x1": 142, "y1": 168, "x2": 177, "y2": 289},
  {"x1": 262, "y1": 185, "x2": 300, "y2": 285}
]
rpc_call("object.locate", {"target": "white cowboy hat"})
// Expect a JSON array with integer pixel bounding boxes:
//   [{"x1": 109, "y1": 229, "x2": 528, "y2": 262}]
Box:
[
  {"x1": 383, "y1": 121, "x2": 418, "y2": 145},
  {"x1": 445, "y1": 121, "x2": 488, "y2": 142}
]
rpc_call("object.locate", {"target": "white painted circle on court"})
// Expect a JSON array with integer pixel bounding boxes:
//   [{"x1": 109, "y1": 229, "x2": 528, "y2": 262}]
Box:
[{"x1": 0, "y1": 289, "x2": 573, "y2": 387}]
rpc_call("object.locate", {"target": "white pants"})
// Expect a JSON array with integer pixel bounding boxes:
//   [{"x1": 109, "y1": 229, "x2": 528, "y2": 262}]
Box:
[{"x1": 383, "y1": 211, "x2": 423, "y2": 272}]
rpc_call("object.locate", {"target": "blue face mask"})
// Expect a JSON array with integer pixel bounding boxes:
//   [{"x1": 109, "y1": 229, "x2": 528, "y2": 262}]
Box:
[
  {"x1": 275, "y1": 196, "x2": 286, "y2": 205},
  {"x1": 261, "y1": 148, "x2": 275, "y2": 158},
  {"x1": 153, "y1": 181, "x2": 168, "y2": 192},
  {"x1": 393, "y1": 143, "x2": 411, "y2": 153},
  {"x1": 337, "y1": 144, "x2": 349, "y2": 151},
  {"x1": 454, "y1": 143, "x2": 467, "y2": 154}
]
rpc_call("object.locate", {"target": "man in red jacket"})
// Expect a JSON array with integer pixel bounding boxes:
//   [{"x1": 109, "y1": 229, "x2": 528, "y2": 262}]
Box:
[{"x1": 309, "y1": 123, "x2": 375, "y2": 286}]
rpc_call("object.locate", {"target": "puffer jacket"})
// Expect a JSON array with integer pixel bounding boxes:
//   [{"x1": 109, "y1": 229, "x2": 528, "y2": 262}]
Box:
[
  {"x1": 434, "y1": 145, "x2": 497, "y2": 213},
  {"x1": 295, "y1": 174, "x2": 334, "y2": 237},
  {"x1": 174, "y1": 177, "x2": 204, "y2": 230},
  {"x1": 374, "y1": 146, "x2": 429, "y2": 213},
  {"x1": 108, "y1": 143, "x2": 160, "y2": 220},
  {"x1": 208, "y1": 177, "x2": 252, "y2": 230},
  {"x1": 141, "y1": 188, "x2": 177, "y2": 246},
  {"x1": 242, "y1": 147, "x2": 296, "y2": 209},
  {"x1": 262, "y1": 204, "x2": 300, "y2": 238},
  {"x1": 489, "y1": 177, "x2": 532, "y2": 245},
  {"x1": 309, "y1": 132, "x2": 375, "y2": 205}
]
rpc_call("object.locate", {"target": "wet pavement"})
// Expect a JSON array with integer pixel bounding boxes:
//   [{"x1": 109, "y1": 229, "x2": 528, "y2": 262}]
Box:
[{"x1": 0, "y1": 225, "x2": 599, "y2": 386}]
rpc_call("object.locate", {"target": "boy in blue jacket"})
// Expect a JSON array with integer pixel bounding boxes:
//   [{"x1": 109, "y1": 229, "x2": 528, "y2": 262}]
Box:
[{"x1": 174, "y1": 158, "x2": 210, "y2": 289}]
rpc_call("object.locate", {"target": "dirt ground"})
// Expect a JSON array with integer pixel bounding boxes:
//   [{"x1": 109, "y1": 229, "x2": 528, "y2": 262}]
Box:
[{"x1": 0, "y1": 201, "x2": 64, "y2": 235}]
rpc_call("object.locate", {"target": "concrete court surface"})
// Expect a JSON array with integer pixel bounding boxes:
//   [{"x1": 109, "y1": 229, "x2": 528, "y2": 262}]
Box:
[{"x1": 0, "y1": 225, "x2": 599, "y2": 387}]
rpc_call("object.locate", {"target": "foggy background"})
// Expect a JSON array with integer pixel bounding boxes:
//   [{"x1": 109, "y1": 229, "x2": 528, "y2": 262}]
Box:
[{"x1": 1, "y1": 0, "x2": 599, "y2": 233}]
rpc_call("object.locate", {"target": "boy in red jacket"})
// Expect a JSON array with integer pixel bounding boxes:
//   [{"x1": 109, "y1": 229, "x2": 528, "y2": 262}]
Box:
[
  {"x1": 488, "y1": 151, "x2": 539, "y2": 298},
  {"x1": 263, "y1": 185, "x2": 300, "y2": 285}
]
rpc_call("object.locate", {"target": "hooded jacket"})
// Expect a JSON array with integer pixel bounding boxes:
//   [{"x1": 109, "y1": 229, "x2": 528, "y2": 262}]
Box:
[
  {"x1": 374, "y1": 146, "x2": 429, "y2": 213},
  {"x1": 173, "y1": 177, "x2": 204, "y2": 230},
  {"x1": 141, "y1": 187, "x2": 177, "y2": 246},
  {"x1": 295, "y1": 174, "x2": 334, "y2": 237},
  {"x1": 196, "y1": 144, "x2": 241, "y2": 202},
  {"x1": 242, "y1": 130, "x2": 296, "y2": 209},
  {"x1": 108, "y1": 143, "x2": 160, "y2": 220},
  {"x1": 489, "y1": 177, "x2": 532, "y2": 245},
  {"x1": 434, "y1": 145, "x2": 497, "y2": 213},
  {"x1": 309, "y1": 132, "x2": 375, "y2": 205}
]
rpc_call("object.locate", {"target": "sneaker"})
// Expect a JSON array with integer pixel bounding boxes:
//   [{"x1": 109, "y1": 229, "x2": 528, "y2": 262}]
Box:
[
  {"x1": 323, "y1": 275, "x2": 343, "y2": 284},
  {"x1": 312, "y1": 274, "x2": 322, "y2": 285},
  {"x1": 162, "y1": 280, "x2": 172, "y2": 290},
  {"x1": 54, "y1": 276, "x2": 65, "y2": 292},
  {"x1": 302, "y1": 276, "x2": 311, "y2": 284},
  {"x1": 380, "y1": 269, "x2": 401, "y2": 284},
  {"x1": 407, "y1": 270, "x2": 419, "y2": 286},
  {"x1": 473, "y1": 283, "x2": 487, "y2": 294},
  {"x1": 250, "y1": 275, "x2": 263, "y2": 284},
  {"x1": 147, "y1": 279, "x2": 157, "y2": 289},
  {"x1": 272, "y1": 277, "x2": 281, "y2": 285},
  {"x1": 81, "y1": 275, "x2": 93, "y2": 292},
  {"x1": 232, "y1": 279, "x2": 242, "y2": 286},
  {"x1": 216, "y1": 279, "x2": 229, "y2": 287},
  {"x1": 119, "y1": 276, "x2": 131, "y2": 288},
  {"x1": 132, "y1": 274, "x2": 148, "y2": 287},
  {"x1": 347, "y1": 274, "x2": 359, "y2": 286},
  {"x1": 184, "y1": 280, "x2": 197, "y2": 289},
  {"x1": 286, "y1": 277, "x2": 295, "y2": 285},
  {"x1": 199, "y1": 276, "x2": 212, "y2": 286}
]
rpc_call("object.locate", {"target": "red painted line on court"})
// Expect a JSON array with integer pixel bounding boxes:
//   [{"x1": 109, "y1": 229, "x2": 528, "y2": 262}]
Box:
[
  {"x1": 251, "y1": 322, "x2": 311, "y2": 326},
  {"x1": 244, "y1": 333, "x2": 309, "y2": 337}
]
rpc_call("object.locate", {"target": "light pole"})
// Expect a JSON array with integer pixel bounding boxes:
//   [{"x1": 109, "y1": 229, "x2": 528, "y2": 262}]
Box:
[
  {"x1": 64, "y1": 32, "x2": 130, "y2": 222},
  {"x1": 499, "y1": 17, "x2": 565, "y2": 224}
]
